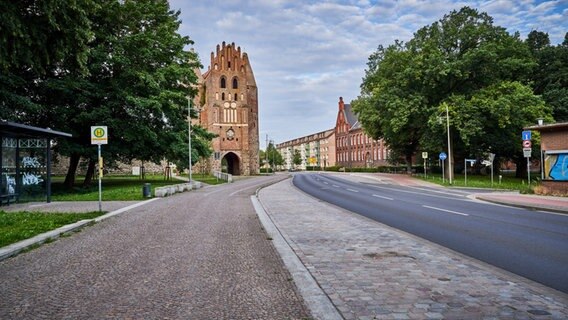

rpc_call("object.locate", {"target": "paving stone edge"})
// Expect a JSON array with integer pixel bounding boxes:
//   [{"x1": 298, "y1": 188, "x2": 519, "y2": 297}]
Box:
[
  {"x1": 0, "y1": 198, "x2": 160, "y2": 262},
  {"x1": 252, "y1": 191, "x2": 343, "y2": 320}
]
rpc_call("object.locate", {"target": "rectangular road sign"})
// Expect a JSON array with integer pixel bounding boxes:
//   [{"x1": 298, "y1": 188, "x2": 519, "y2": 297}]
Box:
[
  {"x1": 522, "y1": 130, "x2": 531, "y2": 141},
  {"x1": 523, "y1": 148, "x2": 532, "y2": 158},
  {"x1": 91, "y1": 126, "x2": 108, "y2": 145}
]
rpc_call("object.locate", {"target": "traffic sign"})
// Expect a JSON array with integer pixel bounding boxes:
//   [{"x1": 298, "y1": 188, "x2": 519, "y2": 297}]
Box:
[
  {"x1": 91, "y1": 126, "x2": 108, "y2": 145},
  {"x1": 422, "y1": 152, "x2": 428, "y2": 159},
  {"x1": 522, "y1": 140, "x2": 531, "y2": 148},
  {"x1": 523, "y1": 148, "x2": 532, "y2": 158},
  {"x1": 439, "y1": 152, "x2": 447, "y2": 160},
  {"x1": 522, "y1": 130, "x2": 531, "y2": 141}
]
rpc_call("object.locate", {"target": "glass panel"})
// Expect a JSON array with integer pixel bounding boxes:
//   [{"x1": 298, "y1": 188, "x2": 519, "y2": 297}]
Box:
[
  {"x1": 1, "y1": 138, "x2": 17, "y2": 197},
  {"x1": 18, "y1": 138, "x2": 47, "y2": 201}
]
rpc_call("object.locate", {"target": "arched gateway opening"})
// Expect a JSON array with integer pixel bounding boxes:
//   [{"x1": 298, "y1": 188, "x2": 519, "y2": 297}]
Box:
[{"x1": 221, "y1": 152, "x2": 240, "y2": 175}]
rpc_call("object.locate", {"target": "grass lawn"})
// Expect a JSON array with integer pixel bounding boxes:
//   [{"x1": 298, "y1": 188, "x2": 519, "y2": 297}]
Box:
[
  {"x1": 416, "y1": 172, "x2": 533, "y2": 191},
  {"x1": 180, "y1": 173, "x2": 227, "y2": 185},
  {"x1": 51, "y1": 174, "x2": 187, "y2": 201},
  {"x1": 50, "y1": 173, "x2": 226, "y2": 201},
  {"x1": 0, "y1": 210, "x2": 104, "y2": 247}
]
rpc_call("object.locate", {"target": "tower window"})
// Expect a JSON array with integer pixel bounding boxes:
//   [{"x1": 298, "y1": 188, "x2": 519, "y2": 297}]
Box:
[
  {"x1": 220, "y1": 77, "x2": 226, "y2": 88},
  {"x1": 232, "y1": 77, "x2": 238, "y2": 89},
  {"x1": 228, "y1": 61, "x2": 231, "y2": 69},
  {"x1": 222, "y1": 92, "x2": 225, "y2": 100},
  {"x1": 234, "y1": 93, "x2": 237, "y2": 100}
]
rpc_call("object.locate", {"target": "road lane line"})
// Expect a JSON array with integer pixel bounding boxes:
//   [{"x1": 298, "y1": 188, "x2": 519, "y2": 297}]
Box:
[
  {"x1": 372, "y1": 194, "x2": 393, "y2": 200},
  {"x1": 332, "y1": 185, "x2": 340, "y2": 188},
  {"x1": 323, "y1": 181, "x2": 329, "y2": 184},
  {"x1": 423, "y1": 205, "x2": 469, "y2": 216},
  {"x1": 346, "y1": 188, "x2": 359, "y2": 193}
]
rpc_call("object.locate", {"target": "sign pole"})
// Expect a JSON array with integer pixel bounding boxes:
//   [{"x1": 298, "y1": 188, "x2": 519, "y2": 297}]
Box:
[
  {"x1": 527, "y1": 157, "x2": 531, "y2": 185},
  {"x1": 98, "y1": 144, "x2": 102, "y2": 212},
  {"x1": 442, "y1": 160, "x2": 445, "y2": 183},
  {"x1": 91, "y1": 125, "x2": 108, "y2": 213},
  {"x1": 464, "y1": 159, "x2": 467, "y2": 186}
]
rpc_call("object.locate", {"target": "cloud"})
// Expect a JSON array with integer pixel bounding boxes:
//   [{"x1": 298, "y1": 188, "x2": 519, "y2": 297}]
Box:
[{"x1": 168, "y1": 0, "x2": 568, "y2": 145}]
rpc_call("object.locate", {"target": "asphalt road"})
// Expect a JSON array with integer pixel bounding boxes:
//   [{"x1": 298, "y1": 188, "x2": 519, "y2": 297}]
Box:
[{"x1": 293, "y1": 172, "x2": 568, "y2": 294}]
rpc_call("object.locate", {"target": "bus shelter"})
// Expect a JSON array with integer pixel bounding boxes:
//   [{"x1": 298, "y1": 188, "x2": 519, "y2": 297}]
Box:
[{"x1": 1, "y1": 121, "x2": 72, "y2": 205}]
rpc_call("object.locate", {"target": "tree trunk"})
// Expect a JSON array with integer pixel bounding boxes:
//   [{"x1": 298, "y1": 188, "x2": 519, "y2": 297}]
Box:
[
  {"x1": 405, "y1": 153, "x2": 413, "y2": 173},
  {"x1": 83, "y1": 158, "x2": 96, "y2": 187},
  {"x1": 63, "y1": 153, "x2": 80, "y2": 188},
  {"x1": 515, "y1": 157, "x2": 527, "y2": 179}
]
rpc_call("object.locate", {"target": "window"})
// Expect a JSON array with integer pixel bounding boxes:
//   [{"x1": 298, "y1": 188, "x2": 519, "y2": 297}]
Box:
[
  {"x1": 220, "y1": 77, "x2": 226, "y2": 88},
  {"x1": 232, "y1": 77, "x2": 238, "y2": 89},
  {"x1": 234, "y1": 93, "x2": 237, "y2": 101},
  {"x1": 221, "y1": 92, "x2": 225, "y2": 100}
]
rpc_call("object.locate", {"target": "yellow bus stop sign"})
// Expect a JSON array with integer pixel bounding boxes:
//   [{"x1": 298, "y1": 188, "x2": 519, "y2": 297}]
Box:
[{"x1": 91, "y1": 126, "x2": 108, "y2": 145}]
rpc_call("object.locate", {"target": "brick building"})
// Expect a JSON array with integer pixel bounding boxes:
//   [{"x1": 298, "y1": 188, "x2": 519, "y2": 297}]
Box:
[
  {"x1": 525, "y1": 122, "x2": 568, "y2": 195},
  {"x1": 276, "y1": 129, "x2": 335, "y2": 170},
  {"x1": 335, "y1": 97, "x2": 389, "y2": 168},
  {"x1": 194, "y1": 42, "x2": 259, "y2": 175},
  {"x1": 276, "y1": 97, "x2": 389, "y2": 170}
]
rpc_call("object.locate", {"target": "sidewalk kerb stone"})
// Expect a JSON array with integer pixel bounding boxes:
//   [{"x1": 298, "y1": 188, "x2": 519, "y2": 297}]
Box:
[
  {"x1": 0, "y1": 198, "x2": 160, "y2": 262},
  {"x1": 251, "y1": 195, "x2": 343, "y2": 320}
]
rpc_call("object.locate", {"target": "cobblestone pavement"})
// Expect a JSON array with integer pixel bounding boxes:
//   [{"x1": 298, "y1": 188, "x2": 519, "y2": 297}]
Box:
[
  {"x1": 0, "y1": 175, "x2": 310, "y2": 319},
  {"x1": 258, "y1": 178, "x2": 568, "y2": 320},
  {"x1": 2, "y1": 201, "x2": 141, "y2": 213}
]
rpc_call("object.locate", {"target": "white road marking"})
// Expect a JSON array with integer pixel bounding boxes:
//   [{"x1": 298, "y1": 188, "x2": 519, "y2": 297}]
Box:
[
  {"x1": 332, "y1": 185, "x2": 340, "y2": 188},
  {"x1": 372, "y1": 194, "x2": 393, "y2": 200},
  {"x1": 346, "y1": 188, "x2": 359, "y2": 193},
  {"x1": 423, "y1": 205, "x2": 469, "y2": 216},
  {"x1": 323, "y1": 181, "x2": 329, "y2": 184}
]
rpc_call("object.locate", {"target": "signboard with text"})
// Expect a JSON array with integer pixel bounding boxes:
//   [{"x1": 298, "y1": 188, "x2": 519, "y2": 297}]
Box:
[{"x1": 91, "y1": 126, "x2": 108, "y2": 145}]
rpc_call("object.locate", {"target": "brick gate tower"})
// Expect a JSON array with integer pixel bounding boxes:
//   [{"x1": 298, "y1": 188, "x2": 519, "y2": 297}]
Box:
[{"x1": 194, "y1": 42, "x2": 259, "y2": 175}]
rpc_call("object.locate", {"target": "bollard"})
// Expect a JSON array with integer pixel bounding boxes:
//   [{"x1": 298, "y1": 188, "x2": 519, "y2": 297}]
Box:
[{"x1": 142, "y1": 183, "x2": 151, "y2": 198}]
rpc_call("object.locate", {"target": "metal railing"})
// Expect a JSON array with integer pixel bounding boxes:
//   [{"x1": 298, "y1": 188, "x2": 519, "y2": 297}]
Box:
[{"x1": 213, "y1": 171, "x2": 233, "y2": 183}]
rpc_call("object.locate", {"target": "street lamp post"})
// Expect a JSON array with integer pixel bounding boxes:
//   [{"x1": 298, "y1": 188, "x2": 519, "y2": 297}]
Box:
[
  {"x1": 188, "y1": 97, "x2": 193, "y2": 183},
  {"x1": 445, "y1": 103, "x2": 453, "y2": 184}
]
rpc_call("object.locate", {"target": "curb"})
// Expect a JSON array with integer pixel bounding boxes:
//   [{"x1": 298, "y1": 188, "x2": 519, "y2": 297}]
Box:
[
  {"x1": 0, "y1": 198, "x2": 160, "y2": 262},
  {"x1": 252, "y1": 192, "x2": 343, "y2": 320},
  {"x1": 473, "y1": 196, "x2": 568, "y2": 215}
]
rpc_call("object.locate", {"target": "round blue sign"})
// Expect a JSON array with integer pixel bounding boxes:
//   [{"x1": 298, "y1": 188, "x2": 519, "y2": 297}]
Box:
[{"x1": 439, "y1": 152, "x2": 447, "y2": 160}]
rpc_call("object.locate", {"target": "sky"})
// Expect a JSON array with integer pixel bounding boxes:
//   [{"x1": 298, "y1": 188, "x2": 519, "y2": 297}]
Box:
[{"x1": 169, "y1": 0, "x2": 568, "y2": 148}]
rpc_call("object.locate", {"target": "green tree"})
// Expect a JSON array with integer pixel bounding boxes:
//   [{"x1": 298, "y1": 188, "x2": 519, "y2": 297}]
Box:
[
  {"x1": 526, "y1": 31, "x2": 568, "y2": 122},
  {"x1": 354, "y1": 7, "x2": 544, "y2": 177},
  {"x1": 293, "y1": 149, "x2": 302, "y2": 168},
  {"x1": 0, "y1": 0, "x2": 93, "y2": 120},
  {"x1": 266, "y1": 142, "x2": 283, "y2": 168},
  {"x1": 46, "y1": 0, "x2": 212, "y2": 187},
  {"x1": 260, "y1": 142, "x2": 283, "y2": 170}
]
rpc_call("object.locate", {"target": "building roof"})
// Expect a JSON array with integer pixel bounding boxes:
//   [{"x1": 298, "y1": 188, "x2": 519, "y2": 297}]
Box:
[
  {"x1": 0, "y1": 121, "x2": 72, "y2": 138},
  {"x1": 276, "y1": 128, "x2": 335, "y2": 148},
  {"x1": 525, "y1": 122, "x2": 568, "y2": 132},
  {"x1": 343, "y1": 104, "x2": 361, "y2": 130}
]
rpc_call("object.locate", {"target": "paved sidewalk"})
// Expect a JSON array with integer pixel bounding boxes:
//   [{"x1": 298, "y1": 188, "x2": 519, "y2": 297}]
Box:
[
  {"x1": 257, "y1": 179, "x2": 568, "y2": 320},
  {"x1": 473, "y1": 193, "x2": 568, "y2": 214},
  {"x1": 0, "y1": 176, "x2": 310, "y2": 319}
]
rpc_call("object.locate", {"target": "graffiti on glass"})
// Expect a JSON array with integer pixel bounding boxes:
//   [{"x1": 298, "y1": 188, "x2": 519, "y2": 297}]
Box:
[{"x1": 22, "y1": 156, "x2": 41, "y2": 167}]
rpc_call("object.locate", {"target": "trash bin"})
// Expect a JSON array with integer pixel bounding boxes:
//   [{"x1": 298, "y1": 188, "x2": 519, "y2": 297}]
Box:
[{"x1": 142, "y1": 183, "x2": 151, "y2": 198}]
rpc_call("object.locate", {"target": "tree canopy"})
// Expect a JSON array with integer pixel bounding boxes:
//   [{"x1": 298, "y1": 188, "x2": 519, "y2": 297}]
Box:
[
  {"x1": 353, "y1": 6, "x2": 553, "y2": 175},
  {"x1": 1, "y1": 0, "x2": 214, "y2": 186},
  {"x1": 525, "y1": 30, "x2": 568, "y2": 122}
]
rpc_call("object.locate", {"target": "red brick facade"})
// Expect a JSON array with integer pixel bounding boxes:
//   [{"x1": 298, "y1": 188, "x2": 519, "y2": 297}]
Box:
[
  {"x1": 526, "y1": 122, "x2": 568, "y2": 195},
  {"x1": 195, "y1": 42, "x2": 259, "y2": 175},
  {"x1": 335, "y1": 97, "x2": 389, "y2": 168}
]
